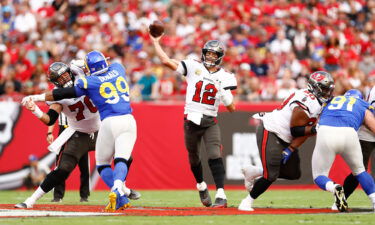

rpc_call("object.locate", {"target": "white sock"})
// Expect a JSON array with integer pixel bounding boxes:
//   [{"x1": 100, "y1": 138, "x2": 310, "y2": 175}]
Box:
[
  {"x1": 25, "y1": 187, "x2": 46, "y2": 206},
  {"x1": 196, "y1": 181, "x2": 207, "y2": 191},
  {"x1": 325, "y1": 181, "x2": 336, "y2": 193},
  {"x1": 113, "y1": 179, "x2": 125, "y2": 195},
  {"x1": 123, "y1": 184, "x2": 131, "y2": 196},
  {"x1": 368, "y1": 193, "x2": 375, "y2": 204},
  {"x1": 245, "y1": 194, "x2": 254, "y2": 203},
  {"x1": 215, "y1": 188, "x2": 226, "y2": 199}
]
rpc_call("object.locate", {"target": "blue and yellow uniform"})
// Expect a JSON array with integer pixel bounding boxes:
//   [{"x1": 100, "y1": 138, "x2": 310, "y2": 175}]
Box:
[
  {"x1": 319, "y1": 95, "x2": 374, "y2": 131},
  {"x1": 74, "y1": 63, "x2": 132, "y2": 121}
]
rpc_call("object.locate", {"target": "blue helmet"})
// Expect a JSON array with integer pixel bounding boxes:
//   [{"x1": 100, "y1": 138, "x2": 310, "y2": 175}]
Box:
[
  {"x1": 344, "y1": 89, "x2": 363, "y2": 99},
  {"x1": 85, "y1": 51, "x2": 108, "y2": 75}
]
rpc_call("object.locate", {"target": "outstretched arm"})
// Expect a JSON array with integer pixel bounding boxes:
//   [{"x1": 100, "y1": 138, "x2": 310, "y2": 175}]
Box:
[
  {"x1": 24, "y1": 100, "x2": 62, "y2": 126},
  {"x1": 149, "y1": 34, "x2": 179, "y2": 71},
  {"x1": 22, "y1": 87, "x2": 78, "y2": 104}
]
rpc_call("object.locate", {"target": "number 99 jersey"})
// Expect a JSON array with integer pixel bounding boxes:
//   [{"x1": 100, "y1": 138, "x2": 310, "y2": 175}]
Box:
[
  {"x1": 74, "y1": 62, "x2": 132, "y2": 121},
  {"x1": 176, "y1": 59, "x2": 237, "y2": 117},
  {"x1": 262, "y1": 89, "x2": 322, "y2": 143}
]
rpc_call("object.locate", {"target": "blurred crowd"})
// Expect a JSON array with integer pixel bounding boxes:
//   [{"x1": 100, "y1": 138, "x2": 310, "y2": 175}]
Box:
[{"x1": 0, "y1": 0, "x2": 375, "y2": 103}]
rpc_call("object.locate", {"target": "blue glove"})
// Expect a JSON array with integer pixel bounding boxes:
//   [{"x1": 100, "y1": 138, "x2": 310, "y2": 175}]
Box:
[{"x1": 281, "y1": 147, "x2": 293, "y2": 164}]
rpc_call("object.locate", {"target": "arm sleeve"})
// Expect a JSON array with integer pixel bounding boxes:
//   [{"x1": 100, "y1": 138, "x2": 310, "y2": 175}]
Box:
[
  {"x1": 221, "y1": 73, "x2": 237, "y2": 90},
  {"x1": 53, "y1": 87, "x2": 78, "y2": 100},
  {"x1": 176, "y1": 60, "x2": 188, "y2": 76}
]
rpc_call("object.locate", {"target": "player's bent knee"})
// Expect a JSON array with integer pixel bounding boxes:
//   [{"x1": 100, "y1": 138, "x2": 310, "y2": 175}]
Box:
[{"x1": 59, "y1": 154, "x2": 78, "y2": 173}]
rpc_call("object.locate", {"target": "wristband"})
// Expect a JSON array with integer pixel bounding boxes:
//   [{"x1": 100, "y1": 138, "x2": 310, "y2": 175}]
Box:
[{"x1": 32, "y1": 105, "x2": 43, "y2": 118}]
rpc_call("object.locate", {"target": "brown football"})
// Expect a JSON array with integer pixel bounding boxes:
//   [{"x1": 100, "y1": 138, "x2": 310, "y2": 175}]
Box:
[{"x1": 149, "y1": 20, "x2": 164, "y2": 38}]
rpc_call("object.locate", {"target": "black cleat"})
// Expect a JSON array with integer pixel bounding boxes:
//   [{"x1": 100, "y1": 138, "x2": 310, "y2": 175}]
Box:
[
  {"x1": 14, "y1": 202, "x2": 30, "y2": 209},
  {"x1": 334, "y1": 185, "x2": 348, "y2": 212},
  {"x1": 128, "y1": 189, "x2": 141, "y2": 200},
  {"x1": 80, "y1": 197, "x2": 89, "y2": 202},
  {"x1": 51, "y1": 198, "x2": 62, "y2": 203},
  {"x1": 212, "y1": 198, "x2": 227, "y2": 208},
  {"x1": 199, "y1": 189, "x2": 212, "y2": 207}
]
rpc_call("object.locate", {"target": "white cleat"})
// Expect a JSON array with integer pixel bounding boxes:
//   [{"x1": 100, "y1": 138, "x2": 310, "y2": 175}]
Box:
[
  {"x1": 238, "y1": 197, "x2": 254, "y2": 211},
  {"x1": 14, "y1": 202, "x2": 32, "y2": 209}
]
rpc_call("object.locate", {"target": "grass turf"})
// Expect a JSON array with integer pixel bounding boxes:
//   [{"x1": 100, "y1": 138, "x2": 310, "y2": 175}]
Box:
[{"x1": 0, "y1": 189, "x2": 373, "y2": 225}]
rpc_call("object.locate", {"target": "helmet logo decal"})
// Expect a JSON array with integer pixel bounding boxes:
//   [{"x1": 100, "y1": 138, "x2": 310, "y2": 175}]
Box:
[{"x1": 311, "y1": 72, "x2": 326, "y2": 82}]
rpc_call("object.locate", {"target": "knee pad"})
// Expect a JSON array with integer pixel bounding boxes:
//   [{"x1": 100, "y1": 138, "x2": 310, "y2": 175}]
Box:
[
  {"x1": 97, "y1": 164, "x2": 111, "y2": 174},
  {"x1": 114, "y1": 157, "x2": 128, "y2": 165}
]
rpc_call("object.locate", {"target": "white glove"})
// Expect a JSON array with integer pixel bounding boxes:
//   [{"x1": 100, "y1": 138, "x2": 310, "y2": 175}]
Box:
[
  {"x1": 21, "y1": 94, "x2": 46, "y2": 106},
  {"x1": 70, "y1": 59, "x2": 85, "y2": 68}
]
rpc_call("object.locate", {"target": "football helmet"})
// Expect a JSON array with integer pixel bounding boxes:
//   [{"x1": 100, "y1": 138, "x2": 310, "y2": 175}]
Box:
[
  {"x1": 85, "y1": 51, "x2": 108, "y2": 75},
  {"x1": 344, "y1": 89, "x2": 363, "y2": 100},
  {"x1": 48, "y1": 62, "x2": 74, "y2": 88},
  {"x1": 307, "y1": 71, "x2": 335, "y2": 103},
  {"x1": 201, "y1": 40, "x2": 225, "y2": 67}
]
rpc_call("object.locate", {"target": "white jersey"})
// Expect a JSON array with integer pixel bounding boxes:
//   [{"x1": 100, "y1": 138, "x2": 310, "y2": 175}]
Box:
[
  {"x1": 176, "y1": 59, "x2": 237, "y2": 117},
  {"x1": 358, "y1": 86, "x2": 375, "y2": 142},
  {"x1": 262, "y1": 89, "x2": 322, "y2": 143},
  {"x1": 47, "y1": 64, "x2": 100, "y2": 133}
]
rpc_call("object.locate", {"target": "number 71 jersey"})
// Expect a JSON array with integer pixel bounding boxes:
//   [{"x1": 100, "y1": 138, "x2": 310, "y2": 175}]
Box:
[
  {"x1": 176, "y1": 59, "x2": 237, "y2": 117},
  {"x1": 75, "y1": 62, "x2": 132, "y2": 121}
]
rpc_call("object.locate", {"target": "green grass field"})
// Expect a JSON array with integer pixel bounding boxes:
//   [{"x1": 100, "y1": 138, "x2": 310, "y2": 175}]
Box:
[{"x1": 0, "y1": 189, "x2": 374, "y2": 225}]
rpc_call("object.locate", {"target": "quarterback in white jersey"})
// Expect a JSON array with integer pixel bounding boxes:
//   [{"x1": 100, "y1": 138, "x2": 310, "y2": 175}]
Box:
[
  {"x1": 151, "y1": 31, "x2": 236, "y2": 208},
  {"x1": 239, "y1": 71, "x2": 335, "y2": 211}
]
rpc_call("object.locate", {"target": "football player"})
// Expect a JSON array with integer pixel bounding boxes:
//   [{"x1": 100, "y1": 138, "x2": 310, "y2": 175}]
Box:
[
  {"x1": 21, "y1": 51, "x2": 137, "y2": 211},
  {"x1": 238, "y1": 71, "x2": 335, "y2": 211},
  {"x1": 15, "y1": 61, "x2": 100, "y2": 208},
  {"x1": 150, "y1": 33, "x2": 237, "y2": 207},
  {"x1": 330, "y1": 86, "x2": 375, "y2": 210},
  {"x1": 313, "y1": 89, "x2": 375, "y2": 212}
]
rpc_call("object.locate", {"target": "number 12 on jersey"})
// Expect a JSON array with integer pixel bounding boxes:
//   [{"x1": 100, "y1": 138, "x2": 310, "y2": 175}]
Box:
[{"x1": 192, "y1": 81, "x2": 218, "y2": 105}]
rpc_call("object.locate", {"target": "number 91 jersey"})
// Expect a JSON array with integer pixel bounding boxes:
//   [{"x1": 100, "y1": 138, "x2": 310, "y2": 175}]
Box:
[
  {"x1": 74, "y1": 62, "x2": 132, "y2": 121},
  {"x1": 176, "y1": 59, "x2": 237, "y2": 117},
  {"x1": 262, "y1": 89, "x2": 322, "y2": 143}
]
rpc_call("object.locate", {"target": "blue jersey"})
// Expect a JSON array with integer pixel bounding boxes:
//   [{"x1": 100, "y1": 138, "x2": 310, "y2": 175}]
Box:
[
  {"x1": 74, "y1": 62, "x2": 132, "y2": 120},
  {"x1": 319, "y1": 95, "x2": 374, "y2": 131}
]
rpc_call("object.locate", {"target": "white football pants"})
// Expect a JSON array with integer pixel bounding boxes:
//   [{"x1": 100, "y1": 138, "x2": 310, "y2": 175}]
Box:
[
  {"x1": 96, "y1": 114, "x2": 137, "y2": 165},
  {"x1": 312, "y1": 126, "x2": 365, "y2": 179}
]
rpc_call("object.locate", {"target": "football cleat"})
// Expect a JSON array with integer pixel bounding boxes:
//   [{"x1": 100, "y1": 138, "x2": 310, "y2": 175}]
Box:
[
  {"x1": 14, "y1": 202, "x2": 32, "y2": 209},
  {"x1": 331, "y1": 202, "x2": 338, "y2": 211},
  {"x1": 51, "y1": 198, "x2": 62, "y2": 203},
  {"x1": 238, "y1": 197, "x2": 254, "y2": 211},
  {"x1": 334, "y1": 185, "x2": 348, "y2": 212},
  {"x1": 80, "y1": 197, "x2": 89, "y2": 202},
  {"x1": 212, "y1": 198, "x2": 227, "y2": 208},
  {"x1": 128, "y1": 189, "x2": 141, "y2": 200},
  {"x1": 105, "y1": 189, "x2": 131, "y2": 212},
  {"x1": 199, "y1": 189, "x2": 212, "y2": 207},
  {"x1": 104, "y1": 192, "x2": 117, "y2": 212}
]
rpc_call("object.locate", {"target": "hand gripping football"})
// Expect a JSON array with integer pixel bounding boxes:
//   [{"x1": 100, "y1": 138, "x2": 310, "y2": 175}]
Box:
[{"x1": 149, "y1": 20, "x2": 164, "y2": 38}]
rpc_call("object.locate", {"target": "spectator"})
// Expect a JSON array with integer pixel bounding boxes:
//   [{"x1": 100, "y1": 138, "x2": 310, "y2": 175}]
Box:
[{"x1": 23, "y1": 154, "x2": 50, "y2": 190}]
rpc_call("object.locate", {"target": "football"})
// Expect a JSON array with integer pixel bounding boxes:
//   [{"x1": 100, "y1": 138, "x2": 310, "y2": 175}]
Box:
[{"x1": 149, "y1": 20, "x2": 164, "y2": 38}]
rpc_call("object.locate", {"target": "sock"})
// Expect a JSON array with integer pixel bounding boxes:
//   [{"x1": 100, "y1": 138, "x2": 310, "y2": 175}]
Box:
[
  {"x1": 97, "y1": 165, "x2": 114, "y2": 188},
  {"x1": 245, "y1": 194, "x2": 254, "y2": 203},
  {"x1": 25, "y1": 187, "x2": 46, "y2": 206},
  {"x1": 314, "y1": 175, "x2": 332, "y2": 191},
  {"x1": 208, "y1": 158, "x2": 225, "y2": 189},
  {"x1": 343, "y1": 173, "x2": 359, "y2": 199},
  {"x1": 196, "y1": 181, "x2": 207, "y2": 191},
  {"x1": 325, "y1": 181, "x2": 337, "y2": 193},
  {"x1": 191, "y1": 161, "x2": 203, "y2": 183},
  {"x1": 113, "y1": 160, "x2": 128, "y2": 182},
  {"x1": 123, "y1": 183, "x2": 131, "y2": 196},
  {"x1": 215, "y1": 188, "x2": 226, "y2": 199},
  {"x1": 355, "y1": 171, "x2": 375, "y2": 196},
  {"x1": 369, "y1": 193, "x2": 375, "y2": 204},
  {"x1": 250, "y1": 177, "x2": 272, "y2": 199},
  {"x1": 113, "y1": 179, "x2": 125, "y2": 195}
]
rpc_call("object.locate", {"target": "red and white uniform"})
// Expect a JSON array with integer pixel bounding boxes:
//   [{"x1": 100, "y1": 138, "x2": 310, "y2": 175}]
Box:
[
  {"x1": 176, "y1": 59, "x2": 237, "y2": 117},
  {"x1": 358, "y1": 86, "x2": 375, "y2": 142},
  {"x1": 261, "y1": 89, "x2": 322, "y2": 143}
]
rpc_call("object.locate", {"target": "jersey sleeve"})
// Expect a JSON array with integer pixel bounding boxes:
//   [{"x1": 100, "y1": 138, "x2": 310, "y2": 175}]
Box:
[
  {"x1": 74, "y1": 77, "x2": 89, "y2": 97},
  {"x1": 175, "y1": 60, "x2": 189, "y2": 76},
  {"x1": 221, "y1": 73, "x2": 237, "y2": 90},
  {"x1": 288, "y1": 90, "x2": 315, "y2": 116}
]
